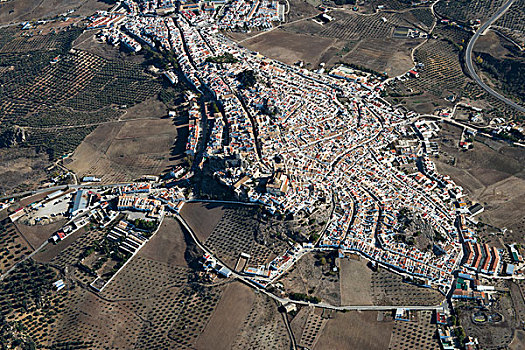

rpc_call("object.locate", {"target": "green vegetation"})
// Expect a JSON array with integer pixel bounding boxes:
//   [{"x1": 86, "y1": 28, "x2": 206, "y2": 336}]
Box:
[
  {"x1": 205, "y1": 52, "x2": 238, "y2": 64},
  {"x1": 132, "y1": 218, "x2": 159, "y2": 235},
  {"x1": 159, "y1": 87, "x2": 179, "y2": 104},
  {"x1": 80, "y1": 237, "x2": 130, "y2": 278},
  {"x1": 26, "y1": 126, "x2": 97, "y2": 160},
  {"x1": 289, "y1": 292, "x2": 321, "y2": 304},
  {"x1": 1, "y1": 260, "x2": 56, "y2": 314},
  {"x1": 333, "y1": 0, "x2": 356, "y2": 6},
  {"x1": 18, "y1": 107, "x2": 121, "y2": 128},
  {"x1": 0, "y1": 260, "x2": 60, "y2": 347},
  {"x1": 49, "y1": 341, "x2": 95, "y2": 349},
  {"x1": 236, "y1": 69, "x2": 257, "y2": 88},
  {"x1": 0, "y1": 27, "x2": 163, "y2": 160},
  {"x1": 454, "y1": 326, "x2": 466, "y2": 344},
  {"x1": 477, "y1": 52, "x2": 525, "y2": 103},
  {"x1": 64, "y1": 60, "x2": 162, "y2": 111}
]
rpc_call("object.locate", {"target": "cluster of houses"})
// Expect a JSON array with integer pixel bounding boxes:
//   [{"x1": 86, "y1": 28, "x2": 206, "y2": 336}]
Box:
[
  {"x1": 186, "y1": 97, "x2": 202, "y2": 155},
  {"x1": 82, "y1": 0, "x2": 516, "y2": 295},
  {"x1": 218, "y1": 0, "x2": 284, "y2": 30}
]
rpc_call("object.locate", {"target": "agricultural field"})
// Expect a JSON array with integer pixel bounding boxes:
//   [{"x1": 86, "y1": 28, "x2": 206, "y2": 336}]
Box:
[
  {"x1": 180, "y1": 202, "x2": 229, "y2": 242},
  {"x1": 0, "y1": 25, "x2": 175, "y2": 194},
  {"x1": 388, "y1": 310, "x2": 441, "y2": 349},
  {"x1": 182, "y1": 203, "x2": 289, "y2": 269},
  {"x1": 494, "y1": 0, "x2": 525, "y2": 47},
  {"x1": 434, "y1": 0, "x2": 506, "y2": 23},
  {"x1": 369, "y1": 0, "x2": 415, "y2": 11},
  {"x1": 202, "y1": 206, "x2": 279, "y2": 267},
  {"x1": 0, "y1": 260, "x2": 68, "y2": 348},
  {"x1": 229, "y1": 290, "x2": 291, "y2": 349},
  {"x1": 433, "y1": 123, "x2": 525, "y2": 244},
  {"x1": 0, "y1": 0, "x2": 112, "y2": 25},
  {"x1": 195, "y1": 282, "x2": 255, "y2": 350},
  {"x1": 0, "y1": 214, "x2": 286, "y2": 349},
  {"x1": 239, "y1": 9, "x2": 429, "y2": 76},
  {"x1": 383, "y1": 23, "x2": 472, "y2": 114},
  {"x1": 0, "y1": 218, "x2": 32, "y2": 274},
  {"x1": 280, "y1": 253, "x2": 443, "y2": 307},
  {"x1": 65, "y1": 116, "x2": 181, "y2": 183},
  {"x1": 313, "y1": 310, "x2": 394, "y2": 350},
  {"x1": 370, "y1": 268, "x2": 444, "y2": 306},
  {"x1": 291, "y1": 306, "x2": 329, "y2": 349}
]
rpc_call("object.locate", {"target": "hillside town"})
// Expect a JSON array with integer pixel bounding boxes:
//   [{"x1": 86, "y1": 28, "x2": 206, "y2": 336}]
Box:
[
  {"x1": 0, "y1": 0, "x2": 505, "y2": 294},
  {"x1": 1, "y1": 0, "x2": 524, "y2": 349}
]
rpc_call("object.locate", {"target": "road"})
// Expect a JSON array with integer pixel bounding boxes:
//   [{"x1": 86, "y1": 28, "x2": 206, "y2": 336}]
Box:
[
  {"x1": 0, "y1": 182, "x2": 135, "y2": 201},
  {"x1": 174, "y1": 212, "x2": 445, "y2": 313},
  {"x1": 464, "y1": 0, "x2": 525, "y2": 113}
]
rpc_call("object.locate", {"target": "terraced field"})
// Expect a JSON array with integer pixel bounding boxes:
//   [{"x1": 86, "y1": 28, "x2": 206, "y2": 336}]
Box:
[
  {"x1": 0, "y1": 27, "x2": 163, "y2": 161},
  {"x1": 435, "y1": 0, "x2": 505, "y2": 22}
]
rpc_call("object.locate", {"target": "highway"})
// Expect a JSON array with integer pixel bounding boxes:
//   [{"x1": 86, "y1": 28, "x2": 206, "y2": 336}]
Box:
[{"x1": 464, "y1": 0, "x2": 525, "y2": 113}]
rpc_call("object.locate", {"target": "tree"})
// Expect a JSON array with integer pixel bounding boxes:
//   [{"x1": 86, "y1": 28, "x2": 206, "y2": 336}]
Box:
[{"x1": 236, "y1": 70, "x2": 257, "y2": 88}]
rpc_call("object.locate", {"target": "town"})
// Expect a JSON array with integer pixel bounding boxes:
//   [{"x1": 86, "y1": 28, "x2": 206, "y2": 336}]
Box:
[{"x1": 0, "y1": 0, "x2": 524, "y2": 349}]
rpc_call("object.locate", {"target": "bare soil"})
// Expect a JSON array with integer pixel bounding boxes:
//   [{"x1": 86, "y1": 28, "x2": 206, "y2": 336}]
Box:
[
  {"x1": 72, "y1": 31, "x2": 148, "y2": 65},
  {"x1": 179, "y1": 202, "x2": 228, "y2": 242},
  {"x1": 138, "y1": 217, "x2": 189, "y2": 267},
  {"x1": 240, "y1": 29, "x2": 337, "y2": 67},
  {"x1": 0, "y1": 0, "x2": 112, "y2": 25},
  {"x1": 14, "y1": 218, "x2": 66, "y2": 249},
  {"x1": 66, "y1": 117, "x2": 180, "y2": 183},
  {"x1": 0, "y1": 148, "x2": 50, "y2": 196},
  {"x1": 434, "y1": 123, "x2": 525, "y2": 243},
  {"x1": 314, "y1": 311, "x2": 394, "y2": 350},
  {"x1": 195, "y1": 282, "x2": 255, "y2": 350},
  {"x1": 339, "y1": 257, "x2": 373, "y2": 305},
  {"x1": 280, "y1": 252, "x2": 341, "y2": 306},
  {"x1": 33, "y1": 225, "x2": 88, "y2": 263}
]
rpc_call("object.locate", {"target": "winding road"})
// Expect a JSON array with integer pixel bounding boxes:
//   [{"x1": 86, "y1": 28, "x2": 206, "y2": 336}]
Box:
[{"x1": 465, "y1": 0, "x2": 525, "y2": 113}]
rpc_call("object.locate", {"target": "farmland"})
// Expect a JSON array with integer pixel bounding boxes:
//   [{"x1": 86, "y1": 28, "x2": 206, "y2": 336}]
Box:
[
  {"x1": 65, "y1": 117, "x2": 181, "y2": 183},
  {"x1": 383, "y1": 24, "x2": 469, "y2": 113},
  {"x1": 313, "y1": 310, "x2": 394, "y2": 350},
  {"x1": 494, "y1": 0, "x2": 525, "y2": 46},
  {"x1": 388, "y1": 311, "x2": 441, "y2": 349},
  {"x1": 0, "y1": 213, "x2": 292, "y2": 349},
  {"x1": 434, "y1": 0, "x2": 506, "y2": 23},
  {"x1": 433, "y1": 123, "x2": 525, "y2": 244},
  {"x1": 370, "y1": 268, "x2": 444, "y2": 306},
  {"x1": 0, "y1": 24, "x2": 180, "y2": 193},
  {"x1": 279, "y1": 253, "x2": 444, "y2": 307},
  {"x1": 0, "y1": 218, "x2": 32, "y2": 274},
  {"x1": 238, "y1": 8, "x2": 430, "y2": 76},
  {"x1": 0, "y1": 0, "x2": 112, "y2": 25},
  {"x1": 0, "y1": 0, "x2": 523, "y2": 348},
  {"x1": 182, "y1": 204, "x2": 289, "y2": 269}
]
